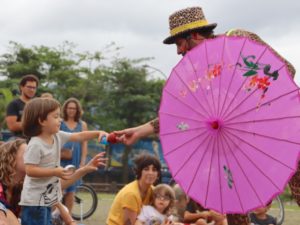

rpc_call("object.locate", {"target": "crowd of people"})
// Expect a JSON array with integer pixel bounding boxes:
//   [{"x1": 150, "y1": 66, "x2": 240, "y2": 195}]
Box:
[{"x1": 0, "y1": 5, "x2": 298, "y2": 225}]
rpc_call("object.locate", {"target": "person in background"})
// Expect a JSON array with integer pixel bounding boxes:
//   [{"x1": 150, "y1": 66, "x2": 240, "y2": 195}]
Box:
[
  {"x1": 19, "y1": 97, "x2": 107, "y2": 225},
  {"x1": 52, "y1": 202, "x2": 76, "y2": 225},
  {"x1": 172, "y1": 184, "x2": 189, "y2": 223},
  {"x1": 249, "y1": 201, "x2": 277, "y2": 225},
  {"x1": 0, "y1": 139, "x2": 27, "y2": 225},
  {"x1": 135, "y1": 184, "x2": 178, "y2": 225},
  {"x1": 5, "y1": 74, "x2": 39, "y2": 139},
  {"x1": 184, "y1": 199, "x2": 226, "y2": 225},
  {"x1": 172, "y1": 184, "x2": 226, "y2": 225},
  {"x1": 114, "y1": 6, "x2": 299, "y2": 225},
  {"x1": 40, "y1": 92, "x2": 53, "y2": 98},
  {"x1": 60, "y1": 97, "x2": 88, "y2": 213},
  {"x1": 106, "y1": 152, "x2": 162, "y2": 225}
]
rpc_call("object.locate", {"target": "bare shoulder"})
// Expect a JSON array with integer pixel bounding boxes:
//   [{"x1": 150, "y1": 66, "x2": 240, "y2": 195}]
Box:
[{"x1": 81, "y1": 120, "x2": 88, "y2": 130}]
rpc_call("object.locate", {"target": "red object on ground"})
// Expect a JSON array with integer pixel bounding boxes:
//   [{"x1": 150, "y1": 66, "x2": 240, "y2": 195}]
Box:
[{"x1": 107, "y1": 133, "x2": 117, "y2": 143}]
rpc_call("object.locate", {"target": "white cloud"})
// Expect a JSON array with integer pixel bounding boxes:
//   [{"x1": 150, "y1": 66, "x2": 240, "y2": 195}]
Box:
[{"x1": 0, "y1": 0, "x2": 299, "y2": 83}]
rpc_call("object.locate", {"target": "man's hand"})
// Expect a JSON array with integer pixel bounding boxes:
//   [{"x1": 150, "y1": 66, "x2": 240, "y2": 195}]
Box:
[
  {"x1": 114, "y1": 122, "x2": 155, "y2": 146},
  {"x1": 114, "y1": 127, "x2": 140, "y2": 146}
]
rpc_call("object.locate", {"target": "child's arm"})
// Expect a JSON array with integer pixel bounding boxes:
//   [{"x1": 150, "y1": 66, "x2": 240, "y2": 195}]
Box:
[
  {"x1": 69, "y1": 130, "x2": 108, "y2": 143},
  {"x1": 54, "y1": 202, "x2": 76, "y2": 225},
  {"x1": 25, "y1": 164, "x2": 73, "y2": 180},
  {"x1": 61, "y1": 152, "x2": 107, "y2": 189}
]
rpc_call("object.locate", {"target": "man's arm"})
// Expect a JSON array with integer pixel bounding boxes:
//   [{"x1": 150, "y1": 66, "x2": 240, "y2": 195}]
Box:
[
  {"x1": 6, "y1": 100, "x2": 23, "y2": 133},
  {"x1": 114, "y1": 118, "x2": 158, "y2": 146},
  {"x1": 6, "y1": 116, "x2": 22, "y2": 132}
]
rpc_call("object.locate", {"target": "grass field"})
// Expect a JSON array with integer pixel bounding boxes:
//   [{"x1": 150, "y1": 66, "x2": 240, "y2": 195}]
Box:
[{"x1": 79, "y1": 193, "x2": 300, "y2": 225}]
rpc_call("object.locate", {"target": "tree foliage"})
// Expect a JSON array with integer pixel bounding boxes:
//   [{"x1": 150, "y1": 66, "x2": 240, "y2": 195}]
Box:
[
  {"x1": 0, "y1": 41, "x2": 164, "y2": 131},
  {"x1": 0, "y1": 41, "x2": 164, "y2": 182}
]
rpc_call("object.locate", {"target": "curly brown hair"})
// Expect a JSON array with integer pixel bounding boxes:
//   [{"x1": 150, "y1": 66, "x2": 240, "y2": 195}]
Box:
[
  {"x1": 133, "y1": 152, "x2": 161, "y2": 180},
  {"x1": 0, "y1": 139, "x2": 26, "y2": 186},
  {"x1": 62, "y1": 97, "x2": 83, "y2": 122}
]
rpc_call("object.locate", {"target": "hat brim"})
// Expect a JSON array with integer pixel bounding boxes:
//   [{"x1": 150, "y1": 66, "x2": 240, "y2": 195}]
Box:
[{"x1": 163, "y1": 23, "x2": 217, "y2": 44}]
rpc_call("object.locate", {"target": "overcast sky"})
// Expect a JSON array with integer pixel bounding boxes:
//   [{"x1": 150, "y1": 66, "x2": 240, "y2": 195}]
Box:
[{"x1": 0, "y1": 0, "x2": 299, "y2": 83}]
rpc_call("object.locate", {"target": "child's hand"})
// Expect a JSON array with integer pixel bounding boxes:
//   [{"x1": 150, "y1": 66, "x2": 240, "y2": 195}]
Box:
[
  {"x1": 54, "y1": 167, "x2": 74, "y2": 180},
  {"x1": 97, "y1": 131, "x2": 109, "y2": 143},
  {"x1": 84, "y1": 152, "x2": 107, "y2": 173},
  {"x1": 161, "y1": 219, "x2": 174, "y2": 225}
]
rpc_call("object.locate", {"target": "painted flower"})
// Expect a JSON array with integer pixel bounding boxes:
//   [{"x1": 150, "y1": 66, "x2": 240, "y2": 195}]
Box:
[
  {"x1": 177, "y1": 122, "x2": 189, "y2": 131},
  {"x1": 257, "y1": 76, "x2": 270, "y2": 90},
  {"x1": 189, "y1": 80, "x2": 199, "y2": 92}
]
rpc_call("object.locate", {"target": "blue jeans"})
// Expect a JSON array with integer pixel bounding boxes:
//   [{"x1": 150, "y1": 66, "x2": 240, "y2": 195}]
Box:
[{"x1": 21, "y1": 206, "x2": 52, "y2": 225}]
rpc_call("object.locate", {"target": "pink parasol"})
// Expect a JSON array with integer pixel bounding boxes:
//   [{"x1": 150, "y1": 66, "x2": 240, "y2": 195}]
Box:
[{"x1": 159, "y1": 35, "x2": 300, "y2": 214}]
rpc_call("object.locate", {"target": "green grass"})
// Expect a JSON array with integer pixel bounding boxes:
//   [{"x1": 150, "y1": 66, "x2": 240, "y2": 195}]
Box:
[
  {"x1": 80, "y1": 192, "x2": 300, "y2": 225},
  {"x1": 97, "y1": 193, "x2": 115, "y2": 200}
]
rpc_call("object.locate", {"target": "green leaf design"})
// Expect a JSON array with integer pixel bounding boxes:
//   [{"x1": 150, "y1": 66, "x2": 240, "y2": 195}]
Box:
[{"x1": 243, "y1": 70, "x2": 257, "y2": 77}]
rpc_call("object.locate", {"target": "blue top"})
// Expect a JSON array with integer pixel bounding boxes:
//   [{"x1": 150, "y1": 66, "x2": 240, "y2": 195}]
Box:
[
  {"x1": 60, "y1": 120, "x2": 83, "y2": 168},
  {"x1": 60, "y1": 120, "x2": 83, "y2": 191}
]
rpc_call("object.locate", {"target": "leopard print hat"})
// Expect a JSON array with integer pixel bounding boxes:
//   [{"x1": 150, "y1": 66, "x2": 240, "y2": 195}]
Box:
[{"x1": 163, "y1": 7, "x2": 217, "y2": 44}]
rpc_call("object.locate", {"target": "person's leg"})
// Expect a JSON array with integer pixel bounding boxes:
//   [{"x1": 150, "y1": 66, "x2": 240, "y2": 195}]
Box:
[
  {"x1": 226, "y1": 214, "x2": 250, "y2": 225},
  {"x1": 21, "y1": 206, "x2": 49, "y2": 225},
  {"x1": 62, "y1": 184, "x2": 76, "y2": 214},
  {"x1": 289, "y1": 160, "x2": 300, "y2": 206},
  {"x1": 63, "y1": 191, "x2": 75, "y2": 213}
]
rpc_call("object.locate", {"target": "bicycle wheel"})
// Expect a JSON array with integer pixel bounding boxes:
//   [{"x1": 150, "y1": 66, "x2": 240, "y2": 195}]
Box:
[
  {"x1": 71, "y1": 184, "x2": 98, "y2": 220},
  {"x1": 267, "y1": 196, "x2": 285, "y2": 225}
]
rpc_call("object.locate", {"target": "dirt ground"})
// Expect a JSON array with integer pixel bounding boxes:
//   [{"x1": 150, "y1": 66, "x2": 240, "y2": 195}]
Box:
[{"x1": 81, "y1": 194, "x2": 300, "y2": 225}]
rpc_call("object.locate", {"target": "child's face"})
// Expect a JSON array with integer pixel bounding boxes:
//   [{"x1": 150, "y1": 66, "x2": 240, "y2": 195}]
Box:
[
  {"x1": 41, "y1": 108, "x2": 62, "y2": 134},
  {"x1": 154, "y1": 192, "x2": 171, "y2": 214}
]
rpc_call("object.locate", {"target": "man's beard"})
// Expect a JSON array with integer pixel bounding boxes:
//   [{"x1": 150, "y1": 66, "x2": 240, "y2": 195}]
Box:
[{"x1": 23, "y1": 92, "x2": 34, "y2": 99}]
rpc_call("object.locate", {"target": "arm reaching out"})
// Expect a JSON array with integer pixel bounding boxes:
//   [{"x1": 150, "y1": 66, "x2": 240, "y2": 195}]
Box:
[
  {"x1": 114, "y1": 118, "x2": 159, "y2": 146},
  {"x1": 69, "y1": 130, "x2": 108, "y2": 143},
  {"x1": 61, "y1": 152, "x2": 107, "y2": 189}
]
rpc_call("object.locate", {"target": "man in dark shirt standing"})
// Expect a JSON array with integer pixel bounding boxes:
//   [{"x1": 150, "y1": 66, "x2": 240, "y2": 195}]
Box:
[{"x1": 5, "y1": 74, "x2": 39, "y2": 138}]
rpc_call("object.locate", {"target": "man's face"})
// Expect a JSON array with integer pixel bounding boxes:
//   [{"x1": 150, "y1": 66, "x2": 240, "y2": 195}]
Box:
[
  {"x1": 175, "y1": 33, "x2": 206, "y2": 56},
  {"x1": 20, "y1": 81, "x2": 37, "y2": 99},
  {"x1": 175, "y1": 38, "x2": 190, "y2": 56}
]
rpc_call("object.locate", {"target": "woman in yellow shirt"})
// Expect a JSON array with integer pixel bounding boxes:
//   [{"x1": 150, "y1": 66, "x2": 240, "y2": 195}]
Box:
[{"x1": 106, "y1": 153, "x2": 161, "y2": 225}]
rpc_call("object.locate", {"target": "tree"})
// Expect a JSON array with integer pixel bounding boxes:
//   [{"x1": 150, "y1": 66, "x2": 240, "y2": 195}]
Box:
[
  {"x1": 84, "y1": 58, "x2": 163, "y2": 131},
  {"x1": 0, "y1": 41, "x2": 164, "y2": 182},
  {"x1": 0, "y1": 41, "x2": 89, "y2": 101},
  {"x1": 0, "y1": 88, "x2": 13, "y2": 129}
]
